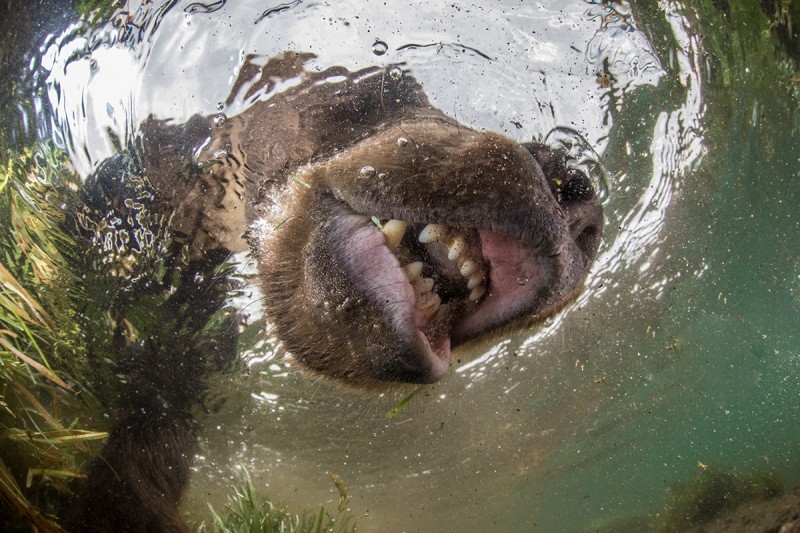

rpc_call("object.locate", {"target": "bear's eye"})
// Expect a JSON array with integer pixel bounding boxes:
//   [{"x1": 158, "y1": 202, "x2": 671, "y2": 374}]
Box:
[{"x1": 556, "y1": 170, "x2": 594, "y2": 204}]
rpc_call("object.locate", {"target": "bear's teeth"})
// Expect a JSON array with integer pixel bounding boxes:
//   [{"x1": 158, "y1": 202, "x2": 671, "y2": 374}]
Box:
[
  {"x1": 459, "y1": 258, "x2": 478, "y2": 277},
  {"x1": 408, "y1": 224, "x2": 490, "y2": 305},
  {"x1": 422, "y1": 296, "x2": 442, "y2": 318},
  {"x1": 469, "y1": 285, "x2": 486, "y2": 302},
  {"x1": 401, "y1": 262, "x2": 443, "y2": 317},
  {"x1": 417, "y1": 292, "x2": 441, "y2": 316},
  {"x1": 413, "y1": 277, "x2": 434, "y2": 295},
  {"x1": 467, "y1": 270, "x2": 484, "y2": 290},
  {"x1": 402, "y1": 261, "x2": 423, "y2": 282},
  {"x1": 418, "y1": 223, "x2": 447, "y2": 243},
  {"x1": 381, "y1": 219, "x2": 407, "y2": 250},
  {"x1": 447, "y1": 236, "x2": 467, "y2": 260}
]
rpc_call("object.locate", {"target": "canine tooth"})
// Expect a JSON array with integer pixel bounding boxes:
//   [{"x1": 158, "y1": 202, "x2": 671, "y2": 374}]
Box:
[
  {"x1": 418, "y1": 223, "x2": 447, "y2": 243},
  {"x1": 467, "y1": 271, "x2": 484, "y2": 290},
  {"x1": 403, "y1": 262, "x2": 423, "y2": 281},
  {"x1": 469, "y1": 285, "x2": 486, "y2": 302},
  {"x1": 381, "y1": 219, "x2": 407, "y2": 250},
  {"x1": 459, "y1": 259, "x2": 478, "y2": 277},
  {"x1": 447, "y1": 236, "x2": 466, "y2": 260},
  {"x1": 414, "y1": 277, "x2": 434, "y2": 295}
]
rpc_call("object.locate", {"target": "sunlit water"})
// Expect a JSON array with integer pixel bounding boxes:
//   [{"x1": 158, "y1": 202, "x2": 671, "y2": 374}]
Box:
[{"x1": 4, "y1": 0, "x2": 799, "y2": 530}]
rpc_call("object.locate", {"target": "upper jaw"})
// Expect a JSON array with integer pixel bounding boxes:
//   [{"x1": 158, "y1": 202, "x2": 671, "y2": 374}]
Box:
[{"x1": 315, "y1": 118, "x2": 570, "y2": 253}]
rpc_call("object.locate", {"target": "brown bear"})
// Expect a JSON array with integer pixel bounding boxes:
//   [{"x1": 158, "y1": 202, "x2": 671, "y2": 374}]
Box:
[{"x1": 64, "y1": 51, "x2": 603, "y2": 531}]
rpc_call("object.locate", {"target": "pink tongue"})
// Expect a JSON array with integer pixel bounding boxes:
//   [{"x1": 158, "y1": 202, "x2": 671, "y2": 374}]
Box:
[
  {"x1": 479, "y1": 229, "x2": 542, "y2": 301},
  {"x1": 335, "y1": 216, "x2": 415, "y2": 314},
  {"x1": 333, "y1": 215, "x2": 450, "y2": 361},
  {"x1": 452, "y1": 229, "x2": 546, "y2": 342}
]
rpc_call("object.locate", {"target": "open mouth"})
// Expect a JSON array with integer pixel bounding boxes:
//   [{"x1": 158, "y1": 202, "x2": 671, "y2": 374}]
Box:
[
  {"x1": 381, "y1": 220, "x2": 489, "y2": 337},
  {"x1": 328, "y1": 209, "x2": 559, "y2": 379}
]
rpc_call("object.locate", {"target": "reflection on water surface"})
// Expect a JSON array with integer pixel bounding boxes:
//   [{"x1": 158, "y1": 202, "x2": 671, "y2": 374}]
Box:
[{"x1": 0, "y1": 1, "x2": 798, "y2": 531}]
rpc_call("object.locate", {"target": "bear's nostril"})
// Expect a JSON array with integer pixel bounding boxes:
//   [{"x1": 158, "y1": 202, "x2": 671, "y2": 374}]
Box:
[{"x1": 560, "y1": 172, "x2": 595, "y2": 204}]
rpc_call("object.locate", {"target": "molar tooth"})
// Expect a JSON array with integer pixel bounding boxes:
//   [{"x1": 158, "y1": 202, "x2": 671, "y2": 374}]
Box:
[
  {"x1": 447, "y1": 236, "x2": 467, "y2": 260},
  {"x1": 381, "y1": 219, "x2": 407, "y2": 251},
  {"x1": 403, "y1": 262, "x2": 423, "y2": 281},
  {"x1": 467, "y1": 270, "x2": 484, "y2": 290},
  {"x1": 417, "y1": 292, "x2": 440, "y2": 310},
  {"x1": 418, "y1": 223, "x2": 447, "y2": 243},
  {"x1": 459, "y1": 259, "x2": 478, "y2": 277},
  {"x1": 424, "y1": 298, "x2": 442, "y2": 318},
  {"x1": 435, "y1": 303, "x2": 450, "y2": 322},
  {"x1": 414, "y1": 277, "x2": 434, "y2": 295},
  {"x1": 419, "y1": 293, "x2": 441, "y2": 317},
  {"x1": 469, "y1": 285, "x2": 486, "y2": 302}
]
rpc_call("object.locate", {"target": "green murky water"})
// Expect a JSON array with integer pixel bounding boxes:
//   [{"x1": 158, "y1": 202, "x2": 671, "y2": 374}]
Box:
[{"x1": 1, "y1": 1, "x2": 798, "y2": 531}]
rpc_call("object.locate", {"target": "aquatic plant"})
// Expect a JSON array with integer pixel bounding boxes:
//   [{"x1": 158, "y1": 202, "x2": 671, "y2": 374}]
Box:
[
  {"x1": 75, "y1": 0, "x2": 122, "y2": 23},
  {"x1": 653, "y1": 466, "x2": 782, "y2": 532},
  {"x1": 0, "y1": 143, "x2": 105, "y2": 530},
  {"x1": 203, "y1": 469, "x2": 357, "y2": 533}
]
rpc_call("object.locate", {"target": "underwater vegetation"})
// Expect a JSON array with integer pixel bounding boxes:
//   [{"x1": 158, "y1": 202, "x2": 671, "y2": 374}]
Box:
[
  {"x1": 592, "y1": 466, "x2": 787, "y2": 533},
  {"x1": 0, "y1": 143, "x2": 102, "y2": 532},
  {"x1": 653, "y1": 466, "x2": 783, "y2": 532},
  {"x1": 202, "y1": 470, "x2": 357, "y2": 533}
]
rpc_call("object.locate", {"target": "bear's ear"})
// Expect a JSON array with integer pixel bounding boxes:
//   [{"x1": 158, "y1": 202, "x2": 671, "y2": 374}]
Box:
[{"x1": 225, "y1": 51, "x2": 432, "y2": 135}]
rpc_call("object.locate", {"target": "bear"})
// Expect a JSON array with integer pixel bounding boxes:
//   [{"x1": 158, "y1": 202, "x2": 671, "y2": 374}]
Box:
[{"x1": 63, "y1": 51, "x2": 603, "y2": 531}]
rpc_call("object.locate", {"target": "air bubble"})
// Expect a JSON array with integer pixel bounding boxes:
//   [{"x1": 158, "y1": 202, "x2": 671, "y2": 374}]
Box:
[
  {"x1": 389, "y1": 67, "x2": 402, "y2": 80},
  {"x1": 516, "y1": 276, "x2": 529, "y2": 286},
  {"x1": 397, "y1": 137, "x2": 409, "y2": 147},
  {"x1": 213, "y1": 114, "x2": 226, "y2": 127},
  {"x1": 371, "y1": 40, "x2": 388, "y2": 56},
  {"x1": 360, "y1": 166, "x2": 376, "y2": 178},
  {"x1": 216, "y1": 102, "x2": 224, "y2": 111}
]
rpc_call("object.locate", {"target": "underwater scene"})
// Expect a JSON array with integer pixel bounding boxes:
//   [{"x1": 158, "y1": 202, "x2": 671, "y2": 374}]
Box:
[{"x1": 0, "y1": 0, "x2": 799, "y2": 531}]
